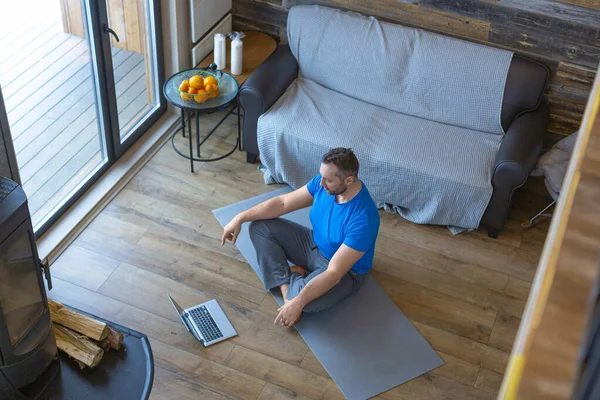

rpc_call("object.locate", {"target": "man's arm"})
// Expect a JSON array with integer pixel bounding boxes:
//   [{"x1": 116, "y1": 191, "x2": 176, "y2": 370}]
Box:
[
  {"x1": 294, "y1": 244, "x2": 364, "y2": 305},
  {"x1": 221, "y1": 185, "x2": 313, "y2": 245},
  {"x1": 274, "y1": 244, "x2": 364, "y2": 326},
  {"x1": 239, "y1": 185, "x2": 313, "y2": 223}
]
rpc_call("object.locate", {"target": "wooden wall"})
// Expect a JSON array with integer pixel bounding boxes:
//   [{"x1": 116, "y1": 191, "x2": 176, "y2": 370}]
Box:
[
  {"x1": 60, "y1": 0, "x2": 147, "y2": 55},
  {"x1": 232, "y1": 0, "x2": 600, "y2": 145}
]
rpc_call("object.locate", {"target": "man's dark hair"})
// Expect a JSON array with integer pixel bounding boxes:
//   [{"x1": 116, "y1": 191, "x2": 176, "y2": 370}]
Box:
[{"x1": 321, "y1": 148, "x2": 359, "y2": 179}]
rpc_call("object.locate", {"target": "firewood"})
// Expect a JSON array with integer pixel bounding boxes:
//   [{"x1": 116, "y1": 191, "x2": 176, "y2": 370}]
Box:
[
  {"x1": 105, "y1": 326, "x2": 124, "y2": 351},
  {"x1": 75, "y1": 360, "x2": 86, "y2": 370},
  {"x1": 99, "y1": 337, "x2": 112, "y2": 352},
  {"x1": 53, "y1": 324, "x2": 104, "y2": 368},
  {"x1": 48, "y1": 300, "x2": 109, "y2": 341},
  {"x1": 97, "y1": 327, "x2": 123, "y2": 351}
]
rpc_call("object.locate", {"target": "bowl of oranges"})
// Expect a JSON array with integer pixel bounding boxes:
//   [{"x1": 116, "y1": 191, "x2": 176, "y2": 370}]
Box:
[{"x1": 177, "y1": 70, "x2": 220, "y2": 103}]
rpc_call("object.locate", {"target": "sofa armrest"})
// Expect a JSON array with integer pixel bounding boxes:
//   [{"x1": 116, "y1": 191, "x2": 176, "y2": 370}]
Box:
[
  {"x1": 239, "y1": 44, "x2": 299, "y2": 160},
  {"x1": 493, "y1": 102, "x2": 549, "y2": 187},
  {"x1": 482, "y1": 102, "x2": 549, "y2": 237}
]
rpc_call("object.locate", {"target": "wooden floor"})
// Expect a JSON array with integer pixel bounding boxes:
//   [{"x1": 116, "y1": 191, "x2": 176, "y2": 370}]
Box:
[
  {"x1": 0, "y1": 1, "x2": 148, "y2": 228},
  {"x1": 48, "y1": 112, "x2": 551, "y2": 400}
]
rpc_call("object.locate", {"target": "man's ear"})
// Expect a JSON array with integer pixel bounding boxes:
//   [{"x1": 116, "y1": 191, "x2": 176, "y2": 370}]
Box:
[{"x1": 345, "y1": 175, "x2": 355, "y2": 185}]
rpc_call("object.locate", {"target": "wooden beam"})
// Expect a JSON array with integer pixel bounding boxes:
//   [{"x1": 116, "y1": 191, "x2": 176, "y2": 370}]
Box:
[
  {"x1": 557, "y1": 0, "x2": 600, "y2": 9},
  {"x1": 233, "y1": 0, "x2": 289, "y2": 29},
  {"x1": 557, "y1": 62, "x2": 597, "y2": 86},
  {"x1": 59, "y1": 0, "x2": 71, "y2": 34},
  {"x1": 420, "y1": 0, "x2": 600, "y2": 46},
  {"x1": 347, "y1": 0, "x2": 490, "y2": 41},
  {"x1": 499, "y1": 64, "x2": 600, "y2": 398},
  {"x1": 124, "y1": 0, "x2": 142, "y2": 54},
  {"x1": 107, "y1": 0, "x2": 128, "y2": 51},
  {"x1": 489, "y1": 23, "x2": 600, "y2": 69}
]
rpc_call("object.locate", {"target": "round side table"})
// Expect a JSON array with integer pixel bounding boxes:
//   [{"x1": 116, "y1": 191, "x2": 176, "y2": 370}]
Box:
[{"x1": 163, "y1": 66, "x2": 240, "y2": 173}]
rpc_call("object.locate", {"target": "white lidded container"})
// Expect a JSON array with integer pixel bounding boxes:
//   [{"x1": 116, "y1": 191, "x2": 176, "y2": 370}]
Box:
[
  {"x1": 214, "y1": 33, "x2": 226, "y2": 70},
  {"x1": 229, "y1": 32, "x2": 245, "y2": 75}
]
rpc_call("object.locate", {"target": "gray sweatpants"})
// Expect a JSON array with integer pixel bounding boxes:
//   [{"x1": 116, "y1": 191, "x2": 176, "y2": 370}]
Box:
[{"x1": 248, "y1": 218, "x2": 366, "y2": 313}]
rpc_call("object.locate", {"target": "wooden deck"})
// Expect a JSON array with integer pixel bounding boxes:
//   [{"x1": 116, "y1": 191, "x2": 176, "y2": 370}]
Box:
[
  {"x1": 47, "y1": 116, "x2": 551, "y2": 399},
  {"x1": 0, "y1": 1, "x2": 148, "y2": 228}
]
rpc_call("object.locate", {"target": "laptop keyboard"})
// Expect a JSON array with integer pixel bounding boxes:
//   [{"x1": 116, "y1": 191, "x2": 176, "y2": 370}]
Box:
[{"x1": 188, "y1": 306, "x2": 223, "y2": 342}]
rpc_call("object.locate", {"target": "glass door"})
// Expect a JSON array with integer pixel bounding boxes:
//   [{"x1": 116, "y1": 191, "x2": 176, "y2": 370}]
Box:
[
  {"x1": 96, "y1": 0, "x2": 164, "y2": 158},
  {"x1": 0, "y1": 0, "x2": 110, "y2": 232},
  {"x1": 0, "y1": 0, "x2": 165, "y2": 236}
]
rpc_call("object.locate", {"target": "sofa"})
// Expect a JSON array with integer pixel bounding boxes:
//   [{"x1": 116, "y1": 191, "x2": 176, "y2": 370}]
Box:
[{"x1": 239, "y1": 5, "x2": 549, "y2": 238}]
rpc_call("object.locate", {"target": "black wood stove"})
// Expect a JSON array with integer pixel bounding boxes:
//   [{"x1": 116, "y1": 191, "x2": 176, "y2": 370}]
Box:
[{"x1": 0, "y1": 176, "x2": 58, "y2": 399}]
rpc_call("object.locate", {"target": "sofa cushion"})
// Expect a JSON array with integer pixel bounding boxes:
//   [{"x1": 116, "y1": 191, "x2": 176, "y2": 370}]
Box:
[
  {"x1": 258, "y1": 78, "x2": 503, "y2": 230},
  {"x1": 287, "y1": 5, "x2": 514, "y2": 135}
]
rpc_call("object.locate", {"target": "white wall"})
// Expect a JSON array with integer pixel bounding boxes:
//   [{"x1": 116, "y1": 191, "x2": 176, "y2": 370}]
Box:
[{"x1": 160, "y1": 0, "x2": 191, "y2": 114}]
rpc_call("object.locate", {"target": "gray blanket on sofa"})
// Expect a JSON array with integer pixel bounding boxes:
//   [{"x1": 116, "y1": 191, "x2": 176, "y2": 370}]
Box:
[{"x1": 257, "y1": 5, "x2": 513, "y2": 230}]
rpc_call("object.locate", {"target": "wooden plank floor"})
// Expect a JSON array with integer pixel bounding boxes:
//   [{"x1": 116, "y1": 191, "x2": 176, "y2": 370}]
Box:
[
  {"x1": 49, "y1": 113, "x2": 551, "y2": 399},
  {"x1": 0, "y1": 1, "x2": 148, "y2": 228}
]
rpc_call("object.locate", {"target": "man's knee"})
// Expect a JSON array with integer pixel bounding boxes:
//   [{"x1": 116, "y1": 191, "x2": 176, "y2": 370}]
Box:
[{"x1": 248, "y1": 220, "x2": 268, "y2": 239}]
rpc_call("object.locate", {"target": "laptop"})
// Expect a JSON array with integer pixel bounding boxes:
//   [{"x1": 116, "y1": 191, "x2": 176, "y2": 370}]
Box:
[{"x1": 167, "y1": 294, "x2": 237, "y2": 346}]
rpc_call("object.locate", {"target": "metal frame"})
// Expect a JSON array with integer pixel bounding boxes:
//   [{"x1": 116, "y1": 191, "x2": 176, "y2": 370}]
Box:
[
  {"x1": 521, "y1": 200, "x2": 556, "y2": 228},
  {"x1": 113, "y1": 0, "x2": 167, "y2": 158},
  {"x1": 170, "y1": 100, "x2": 242, "y2": 173},
  {"x1": 164, "y1": 66, "x2": 241, "y2": 172},
  {"x1": 0, "y1": 88, "x2": 21, "y2": 185}
]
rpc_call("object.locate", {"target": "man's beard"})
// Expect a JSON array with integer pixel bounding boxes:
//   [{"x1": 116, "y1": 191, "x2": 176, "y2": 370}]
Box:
[{"x1": 325, "y1": 185, "x2": 347, "y2": 196}]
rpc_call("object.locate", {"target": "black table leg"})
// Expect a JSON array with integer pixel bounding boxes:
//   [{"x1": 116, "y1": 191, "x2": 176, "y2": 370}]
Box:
[
  {"x1": 237, "y1": 98, "x2": 242, "y2": 151},
  {"x1": 187, "y1": 111, "x2": 194, "y2": 173},
  {"x1": 170, "y1": 104, "x2": 240, "y2": 167},
  {"x1": 181, "y1": 108, "x2": 186, "y2": 138},
  {"x1": 196, "y1": 111, "x2": 201, "y2": 157}
]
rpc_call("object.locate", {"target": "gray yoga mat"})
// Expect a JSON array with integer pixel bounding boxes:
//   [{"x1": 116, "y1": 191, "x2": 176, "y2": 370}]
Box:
[{"x1": 213, "y1": 187, "x2": 444, "y2": 400}]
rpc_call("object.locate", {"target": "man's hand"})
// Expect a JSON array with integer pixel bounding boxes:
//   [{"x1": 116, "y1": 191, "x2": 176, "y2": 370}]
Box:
[
  {"x1": 274, "y1": 298, "x2": 304, "y2": 327},
  {"x1": 220, "y1": 186, "x2": 313, "y2": 247},
  {"x1": 221, "y1": 216, "x2": 242, "y2": 245}
]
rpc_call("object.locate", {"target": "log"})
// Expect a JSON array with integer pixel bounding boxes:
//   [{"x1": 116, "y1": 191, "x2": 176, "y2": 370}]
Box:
[
  {"x1": 98, "y1": 327, "x2": 123, "y2": 351},
  {"x1": 48, "y1": 300, "x2": 109, "y2": 341},
  {"x1": 106, "y1": 326, "x2": 124, "y2": 351},
  {"x1": 99, "y1": 337, "x2": 112, "y2": 352},
  {"x1": 53, "y1": 324, "x2": 104, "y2": 368}
]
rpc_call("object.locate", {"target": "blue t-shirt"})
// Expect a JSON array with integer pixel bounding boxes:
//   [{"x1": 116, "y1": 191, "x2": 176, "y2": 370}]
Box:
[{"x1": 307, "y1": 174, "x2": 380, "y2": 274}]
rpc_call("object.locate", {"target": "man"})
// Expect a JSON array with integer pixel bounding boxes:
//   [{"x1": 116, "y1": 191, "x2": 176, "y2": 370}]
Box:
[{"x1": 221, "y1": 148, "x2": 380, "y2": 327}]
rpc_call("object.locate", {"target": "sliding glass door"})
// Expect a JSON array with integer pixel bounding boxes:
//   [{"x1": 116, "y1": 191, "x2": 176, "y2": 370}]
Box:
[
  {"x1": 93, "y1": 0, "x2": 164, "y2": 156},
  {"x1": 0, "y1": 0, "x2": 164, "y2": 236}
]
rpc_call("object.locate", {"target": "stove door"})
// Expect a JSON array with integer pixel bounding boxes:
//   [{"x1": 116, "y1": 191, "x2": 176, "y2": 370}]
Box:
[{"x1": 0, "y1": 220, "x2": 48, "y2": 357}]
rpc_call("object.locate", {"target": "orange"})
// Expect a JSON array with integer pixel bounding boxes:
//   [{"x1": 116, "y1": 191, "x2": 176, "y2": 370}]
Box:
[
  {"x1": 179, "y1": 82, "x2": 189, "y2": 92},
  {"x1": 189, "y1": 75, "x2": 204, "y2": 90},
  {"x1": 209, "y1": 88, "x2": 220, "y2": 98},
  {"x1": 182, "y1": 79, "x2": 189, "y2": 86},
  {"x1": 194, "y1": 89, "x2": 208, "y2": 103},
  {"x1": 204, "y1": 76, "x2": 218, "y2": 88},
  {"x1": 180, "y1": 92, "x2": 192, "y2": 100},
  {"x1": 187, "y1": 87, "x2": 198, "y2": 95},
  {"x1": 204, "y1": 83, "x2": 215, "y2": 93}
]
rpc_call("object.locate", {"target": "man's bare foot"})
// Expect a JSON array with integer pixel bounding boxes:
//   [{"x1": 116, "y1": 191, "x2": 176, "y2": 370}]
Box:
[
  {"x1": 290, "y1": 265, "x2": 307, "y2": 277},
  {"x1": 280, "y1": 283, "x2": 290, "y2": 304}
]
